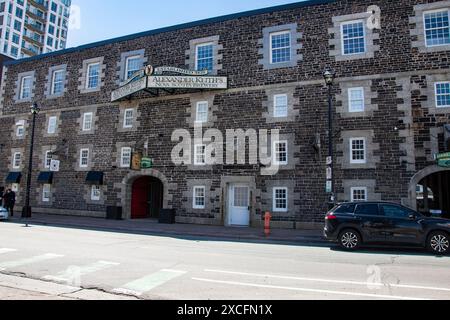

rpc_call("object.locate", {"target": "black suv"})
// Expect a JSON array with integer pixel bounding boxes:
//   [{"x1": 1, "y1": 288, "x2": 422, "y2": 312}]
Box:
[{"x1": 324, "y1": 202, "x2": 450, "y2": 255}]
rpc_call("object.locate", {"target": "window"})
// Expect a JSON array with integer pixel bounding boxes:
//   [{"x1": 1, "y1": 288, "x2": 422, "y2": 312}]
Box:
[
  {"x1": 120, "y1": 147, "x2": 132, "y2": 168},
  {"x1": 273, "y1": 141, "x2": 288, "y2": 165},
  {"x1": 16, "y1": 121, "x2": 24, "y2": 137},
  {"x1": 79, "y1": 149, "x2": 89, "y2": 168},
  {"x1": 341, "y1": 21, "x2": 366, "y2": 55},
  {"x1": 125, "y1": 55, "x2": 141, "y2": 80},
  {"x1": 91, "y1": 185, "x2": 101, "y2": 201},
  {"x1": 348, "y1": 87, "x2": 365, "y2": 112},
  {"x1": 195, "y1": 101, "x2": 208, "y2": 123},
  {"x1": 44, "y1": 151, "x2": 52, "y2": 169},
  {"x1": 273, "y1": 187, "x2": 288, "y2": 212},
  {"x1": 86, "y1": 63, "x2": 100, "y2": 89},
  {"x1": 82, "y1": 112, "x2": 93, "y2": 131},
  {"x1": 123, "y1": 109, "x2": 134, "y2": 128},
  {"x1": 270, "y1": 31, "x2": 291, "y2": 64},
  {"x1": 424, "y1": 10, "x2": 450, "y2": 47},
  {"x1": 380, "y1": 204, "x2": 414, "y2": 219},
  {"x1": 20, "y1": 76, "x2": 32, "y2": 99},
  {"x1": 351, "y1": 187, "x2": 367, "y2": 202},
  {"x1": 195, "y1": 43, "x2": 214, "y2": 73},
  {"x1": 194, "y1": 144, "x2": 206, "y2": 165},
  {"x1": 13, "y1": 152, "x2": 21, "y2": 169},
  {"x1": 274, "y1": 94, "x2": 288, "y2": 117},
  {"x1": 42, "y1": 184, "x2": 51, "y2": 202},
  {"x1": 47, "y1": 116, "x2": 57, "y2": 134},
  {"x1": 51, "y1": 69, "x2": 64, "y2": 95},
  {"x1": 350, "y1": 138, "x2": 366, "y2": 164},
  {"x1": 354, "y1": 204, "x2": 380, "y2": 216},
  {"x1": 435, "y1": 82, "x2": 450, "y2": 108},
  {"x1": 193, "y1": 186, "x2": 206, "y2": 209}
]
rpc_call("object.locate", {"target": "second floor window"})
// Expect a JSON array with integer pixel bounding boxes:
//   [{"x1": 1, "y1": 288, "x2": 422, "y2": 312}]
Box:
[
  {"x1": 350, "y1": 138, "x2": 366, "y2": 164},
  {"x1": 270, "y1": 31, "x2": 291, "y2": 64},
  {"x1": 274, "y1": 94, "x2": 288, "y2": 117},
  {"x1": 87, "y1": 63, "x2": 100, "y2": 89},
  {"x1": 13, "y1": 152, "x2": 21, "y2": 169},
  {"x1": 80, "y1": 149, "x2": 89, "y2": 168},
  {"x1": 45, "y1": 151, "x2": 52, "y2": 168},
  {"x1": 435, "y1": 82, "x2": 450, "y2": 108},
  {"x1": 196, "y1": 43, "x2": 214, "y2": 73},
  {"x1": 47, "y1": 116, "x2": 57, "y2": 134},
  {"x1": 273, "y1": 141, "x2": 288, "y2": 165},
  {"x1": 348, "y1": 88, "x2": 365, "y2": 112},
  {"x1": 195, "y1": 101, "x2": 208, "y2": 123},
  {"x1": 342, "y1": 21, "x2": 366, "y2": 55},
  {"x1": 20, "y1": 76, "x2": 32, "y2": 99},
  {"x1": 123, "y1": 109, "x2": 134, "y2": 128},
  {"x1": 82, "y1": 112, "x2": 93, "y2": 131},
  {"x1": 51, "y1": 69, "x2": 65, "y2": 95},
  {"x1": 16, "y1": 121, "x2": 24, "y2": 137},
  {"x1": 121, "y1": 147, "x2": 132, "y2": 168},
  {"x1": 125, "y1": 55, "x2": 141, "y2": 80},
  {"x1": 194, "y1": 144, "x2": 206, "y2": 165},
  {"x1": 424, "y1": 10, "x2": 450, "y2": 47}
]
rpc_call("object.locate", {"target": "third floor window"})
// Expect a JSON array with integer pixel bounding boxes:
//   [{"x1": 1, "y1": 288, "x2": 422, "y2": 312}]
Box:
[
  {"x1": 424, "y1": 9, "x2": 450, "y2": 47},
  {"x1": 341, "y1": 21, "x2": 366, "y2": 55}
]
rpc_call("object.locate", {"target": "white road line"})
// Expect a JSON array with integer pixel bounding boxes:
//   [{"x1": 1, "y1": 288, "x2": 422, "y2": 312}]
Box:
[
  {"x1": 113, "y1": 269, "x2": 187, "y2": 296},
  {"x1": 204, "y1": 269, "x2": 450, "y2": 292},
  {"x1": 0, "y1": 248, "x2": 17, "y2": 255},
  {"x1": 0, "y1": 253, "x2": 64, "y2": 271},
  {"x1": 43, "y1": 261, "x2": 120, "y2": 283},
  {"x1": 192, "y1": 277, "x2": 430, "y2": 301}
]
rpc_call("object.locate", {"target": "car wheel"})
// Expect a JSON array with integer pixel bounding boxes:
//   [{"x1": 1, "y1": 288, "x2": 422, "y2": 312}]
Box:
[
  {"x1": 427, "y1": 231, "x2": 449, "y2": 255},
  {"x1": 339, "y1": 229, "x2": 361, "y2": 251}
]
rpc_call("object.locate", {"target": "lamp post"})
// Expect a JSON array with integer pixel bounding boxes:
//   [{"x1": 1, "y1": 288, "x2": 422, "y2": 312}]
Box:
[
  {"x1": 22, "y1": 102, "x2": 40, "y2": 222},
  {"x1": 323, "y1": 70, "x2": 335, "y2": 209}
]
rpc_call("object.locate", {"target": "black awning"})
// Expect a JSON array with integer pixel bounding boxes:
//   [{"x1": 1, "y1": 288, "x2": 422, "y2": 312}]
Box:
[
  {"x1": 5, "y1": 172, "x2": 22, "y2": 183},
  {"x1": 86, "y1": 171, "x2": 104, "y2": 185},
  {"x1": 37, "y1": 172, "x2": 53, "y2": 184}
]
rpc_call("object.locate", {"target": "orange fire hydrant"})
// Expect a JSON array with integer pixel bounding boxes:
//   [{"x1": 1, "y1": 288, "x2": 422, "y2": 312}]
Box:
[{"x1": 264, "y1": 211, "x2": 272, "y2": 237}]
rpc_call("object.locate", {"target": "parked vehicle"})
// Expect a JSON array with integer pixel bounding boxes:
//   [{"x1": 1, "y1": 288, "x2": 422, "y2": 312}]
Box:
[
  {"x1": 0, "y1": 207, "x2": 9, "y2": 221},
  {"x1": 324, "y1": 202, "x2": 450, "y2": 255}
]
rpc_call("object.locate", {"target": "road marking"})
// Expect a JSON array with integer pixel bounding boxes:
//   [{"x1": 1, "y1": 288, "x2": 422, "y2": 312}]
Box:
[
  {"x1": 113, "y1": 269, "x2": 187, "y2": 296},
  {"x1": 0, "y1": 248, "x2": 17, "y2": 255},
  {"x1": 204, "y1": 269, "x2": 450, "y2": 292},
  {"x1": 0, "y1": 253, "x2": 64, "y2": 271},
  {"x1": 192, "y1": 277, "x2": 430, "y2": 301},
  {"x1": 43, "y1": 261, "x2": 120, "y2": 284}
]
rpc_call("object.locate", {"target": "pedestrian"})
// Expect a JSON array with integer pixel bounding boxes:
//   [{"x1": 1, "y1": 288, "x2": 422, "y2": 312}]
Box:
[
  {"x1": 4, "y1": 189, "x2": 16, "y2": 217},
  {"x1": 0, "y1": 187, "x2": 4, "y2": 208}
]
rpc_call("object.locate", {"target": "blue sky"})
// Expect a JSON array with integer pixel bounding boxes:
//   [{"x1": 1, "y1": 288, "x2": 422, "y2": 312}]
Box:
[{"x1": 67, "y1": 0, "x2": 302, "y2": 48}]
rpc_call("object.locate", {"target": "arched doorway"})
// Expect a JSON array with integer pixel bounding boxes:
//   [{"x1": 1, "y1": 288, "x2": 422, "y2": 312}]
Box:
[
  {"x1": 131, "y1": 176, "x2": 164, "y2": 219},
  {"x1": 416, "y1": 170, "x2": 450, "y2": 219}
]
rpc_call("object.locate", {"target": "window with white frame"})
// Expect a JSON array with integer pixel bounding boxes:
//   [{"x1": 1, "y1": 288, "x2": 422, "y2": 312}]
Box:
[
  {"x1": 13, "y1": 152, "x2": 21, "y2": 169},
  {"x1": 123, "y1": 109, "x2": 134, "y2": 128},
  {"x1": 44, "y1": 150, "x2": 52, "y2": 169},
  {"x1": 194, "y1": 144, "x2": 206, "y2": 165},
  {"x1": 86, "y1": 62, "x2": 100, "y2": 89},
  {"x1": 51, "y1": 69, "x2": 65, "y2": 95},
  {"x1": 121, "y1": 147, "x2": 132, "y2": 168},
  {"x1": 80, "y1": 148, "x2": 89, "y2": 168},
  {"x1": 341, "y1": 20, "x2": 366, "y2": 55},
  {"x1": 424, "y1": 9, "x2": 450, "y2": 47},
  {"x1": 125, "y1": 55, "x2": 141, "y2": 80},
  {"x1": 193, "y1": 186, "x2": 206, "y2": 209},
  {"x1": 42, "y1": 184, "x2": 51, "y2": 202},
  {"x1": 273, "y1": 141, "x2": 288, "y2": 165},
  {"x1": 350, "y1": 138, "x2": 366, "y2": 164},
  {"x1": 20, "y1": 76, "x2": 32, "y2": 99},
  {"x1": 47, "y1": 116, "x2": 57, "y2": 134},
  {"x1": 195, "y1": 101, "x2": 208, "y2": 123},
  {"x1": 16, "y1": 121, "x2": 24, "y2": 137},
  {"x1": 273, "y1": 94, "x2": 288, "y2": 117},
  {"x1": 82, "y1": 112, "x2": 93, "y2": 131},
  {"x1": 435, "y1": 82, "x2": 450, "y2": 108},
  {"x1": 196, "y1": 43, "x2": 214, "y2": 73},
  {"x1": 270, "y1": 31, "x2": 291, "y2": 64},
  {"x1": 351, "y1": 187, "x2": 368, "y2": 202},
  {"x1": 91, "y1": 185, "x2": 101, "y2": 201},
  {"x1": 348, "y1": 87, "x2": 365, "y2": 112},
  {"x1": 273, "y1": 187, "x2": 288, "y2": 212}
]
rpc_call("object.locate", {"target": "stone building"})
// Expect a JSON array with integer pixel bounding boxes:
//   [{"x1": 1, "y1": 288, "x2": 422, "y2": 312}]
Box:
[{"x1": 0, "y1": 0, "x2": 449, "y2": 229}]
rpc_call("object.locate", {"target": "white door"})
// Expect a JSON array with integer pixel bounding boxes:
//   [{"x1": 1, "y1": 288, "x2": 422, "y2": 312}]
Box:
[{"x1": 228, "y1": 184, "x2": 250, "y2": 226}]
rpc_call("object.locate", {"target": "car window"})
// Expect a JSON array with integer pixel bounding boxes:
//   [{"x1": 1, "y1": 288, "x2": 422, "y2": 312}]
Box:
[
  {"x1": 381, "y1": 205, "x2": 413, "y2": 219},
  {"x1": 334, "y1": 204, "x2": 356, "y2": 214},
  {"x1": 354, "y1": 204, "x2": 381, "y2": 216}
]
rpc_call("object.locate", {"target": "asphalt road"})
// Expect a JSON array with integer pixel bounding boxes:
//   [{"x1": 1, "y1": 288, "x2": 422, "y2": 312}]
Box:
[{"x1": 0, "y1": 222, "x2": 449, "y2": 300}]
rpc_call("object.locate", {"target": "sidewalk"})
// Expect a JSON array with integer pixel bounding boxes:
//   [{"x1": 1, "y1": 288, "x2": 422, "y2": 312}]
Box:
[{"x1": 5, "y1": 213, "x2": 327, "y2": 245}]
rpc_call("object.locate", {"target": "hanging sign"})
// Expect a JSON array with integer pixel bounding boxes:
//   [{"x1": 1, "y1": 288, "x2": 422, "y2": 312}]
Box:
[
  {"x1": 436, "y1": 152, "x2": 450, "y2": 168},
  {"x1": 326, "y1": 180, "x2": 332, "y2": 193},
  {"x1": 50, "y1": 160, "x2": 60, "y2": 172},
  {"x1": 131, "y1": 152, "x2": 142, "y2": 171},
  {"x1": 141, "y1": 157, "x2": 153, "y2": 169}
]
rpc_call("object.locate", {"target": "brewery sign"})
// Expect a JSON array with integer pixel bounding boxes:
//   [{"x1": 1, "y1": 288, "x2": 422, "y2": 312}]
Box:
[{"x1": 436, "y1": 152, "x2": 450, "y2": 168}]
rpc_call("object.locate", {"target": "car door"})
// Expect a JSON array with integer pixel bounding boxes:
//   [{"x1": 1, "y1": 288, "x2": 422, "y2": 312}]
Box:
[
  {"x1": 379, "y1": 204, "x2": 423, "y2": 245},
  {"x1": 354, "y1": 203, "x2": 386, "y2": 243}
]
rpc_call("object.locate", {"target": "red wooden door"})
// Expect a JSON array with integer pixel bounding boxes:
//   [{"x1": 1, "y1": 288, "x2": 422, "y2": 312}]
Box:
[{"x1": 131, "y1": 177, "x2": 150, "y2": 219}]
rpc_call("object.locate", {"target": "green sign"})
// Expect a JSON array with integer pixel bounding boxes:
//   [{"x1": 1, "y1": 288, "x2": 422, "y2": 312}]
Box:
[
  {"x1": 141, "y1": 157, "x2": 153, "y2": 169},
  {"x1": 436, "y1": 152, "x2": 450, "y2": 168}
]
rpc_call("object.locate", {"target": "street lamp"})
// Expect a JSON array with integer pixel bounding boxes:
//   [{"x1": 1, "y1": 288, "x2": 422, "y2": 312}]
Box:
[
  {"x1": 22, "y1": 102, "x2": 40, "y2": 221},
  {"x1": 323, "y1": 69, "x2": 335, "y2": 209}
]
